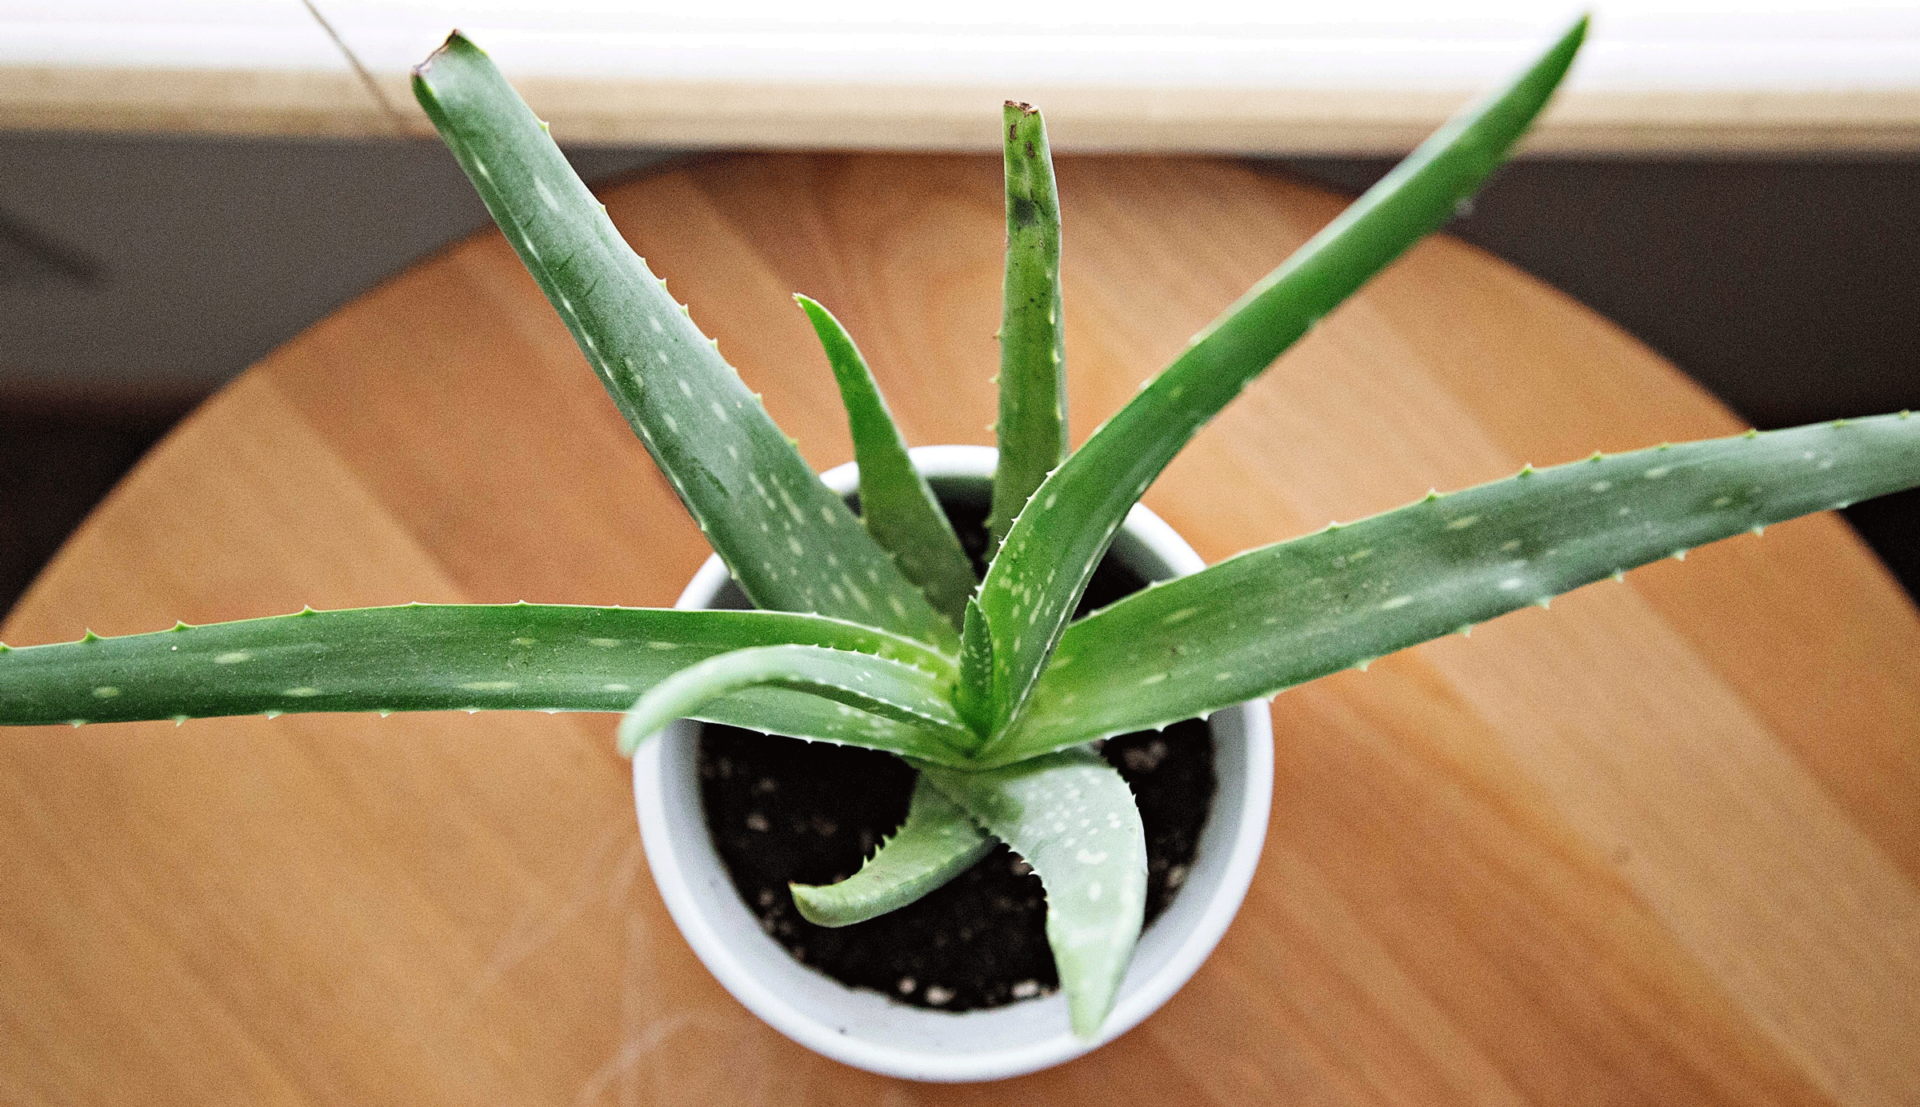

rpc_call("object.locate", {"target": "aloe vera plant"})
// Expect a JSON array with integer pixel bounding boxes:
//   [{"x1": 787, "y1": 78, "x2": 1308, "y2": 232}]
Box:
[{"x1": 5, "y1": 17, "x2": 1920, "y2": 1043}]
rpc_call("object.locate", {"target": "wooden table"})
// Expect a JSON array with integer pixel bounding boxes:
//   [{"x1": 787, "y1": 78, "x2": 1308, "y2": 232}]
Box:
[{"x1": 3, "y1": 154, "x2": 1916, "y2": 1105}]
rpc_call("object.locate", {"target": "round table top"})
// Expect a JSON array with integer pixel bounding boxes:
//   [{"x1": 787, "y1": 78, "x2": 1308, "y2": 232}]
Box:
[{"x1": 4, "y1": 152, "x2": 1918, "y2": 1105}]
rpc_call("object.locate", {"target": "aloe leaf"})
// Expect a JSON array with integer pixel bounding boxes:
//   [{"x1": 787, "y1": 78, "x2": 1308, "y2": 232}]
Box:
[
  {"x1": 955, "y1": 596, "x2": 995, "y2": 739},
  {"x1": 973, "y1": 18, "x2": 1587, "y2": 739},
  {"x1": 796, "y1": 294, "x2": 977, "y2": 629},
  {"x1": 616, "y1": 644, "x2": 973, "y2": 759},
  {"x1": 991, "y1": 414, "x2": 1920, "y2": 762},
  {"x1": 987, "y1": 101, "x2": 1068, "y2": 548},
  {"x1": 921, "y1": 749, "x2": 1146, "y2": 1039},
  {"x1": 411, "y1": 35, "x2": 954, "y2": 651},
  {"x1": 789, "y1": 775, "x2": 994, "y2": 927},
  {"x1": 0, "y1": 604, "x2": 976, "y2": 759}
]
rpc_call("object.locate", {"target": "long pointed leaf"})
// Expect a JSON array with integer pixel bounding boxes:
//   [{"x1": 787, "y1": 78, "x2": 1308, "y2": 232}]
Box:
[
  {"x1": 995, "y1": 414, "x2": 1920, "y2": 762},
  {"x1": 987, "y1": 101, "x2": 1067, "y2": 548},
  {"x1": 797, "y1": 294, "x2": 977, "y2": 629},
  {"x1": 411, "y1": 35, "x2": 954, "y2": 651},
  {"x1": 0, "y1": 604, "x2": 971, "y2": 759},
  {"x1": 921, "y1": 749, "x2": 1147, "y2": 1039},
  {"x1": 789, "y1": 775, "x2": 994, "y2": 927},
  {"x1": 616, "y1": 644, "x2": 973, "y2": 758},
  {"x1": 973, "y1": 18, "x2": 1587, "y2": 739}
]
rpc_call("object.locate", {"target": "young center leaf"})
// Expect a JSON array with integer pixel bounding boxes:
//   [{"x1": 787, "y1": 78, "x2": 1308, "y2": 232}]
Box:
[
  {"x1": 972, "y1": 18, "x2": 1588, "y2": 741},
  {"x1": 0, "y1": 604, "x2": 971, "y2": 760},
  {"x1": 987, "y1": 101, "x2": 1068, "y2": 548},
  {"x1": 797, "y1": 294, "x2": 977, "y2": 629},
  {"x1": 616, "y1": 644, "x2": 975, "y2": 760},
  {"x1": 955, "y1": 596, "x2": 996, "y2": 739},
  {"x1": 920, "y1": 748, "x2": 1147, "y2": 1040},
  {"x1": 790, "y1": 775, "x2": 994, "y2": 927},
  {"x1": 412, "y1": 35, "x2": 955, "y2": 651},
  {"x1": 991, "y1": 414, "x2": 1920, "y2": 762}
]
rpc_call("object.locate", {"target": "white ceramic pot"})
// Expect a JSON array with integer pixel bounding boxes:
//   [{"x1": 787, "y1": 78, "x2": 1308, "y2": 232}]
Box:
[{"x1": 632, "y1": 445, "x2": 1273, "y2": 1082}]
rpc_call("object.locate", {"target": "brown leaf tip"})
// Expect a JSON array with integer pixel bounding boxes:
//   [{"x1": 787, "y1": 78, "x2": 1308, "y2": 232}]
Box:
[{"x1": 412, "y1": 29, "x2": 469, "y2": 78}]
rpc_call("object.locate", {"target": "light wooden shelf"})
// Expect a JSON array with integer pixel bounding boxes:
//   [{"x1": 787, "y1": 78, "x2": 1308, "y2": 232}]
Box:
[{"x1": 4, "y1": 4, "x2": 1920, "y2": 153}]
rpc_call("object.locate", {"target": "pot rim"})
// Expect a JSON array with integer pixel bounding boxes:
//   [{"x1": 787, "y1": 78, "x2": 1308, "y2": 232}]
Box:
[{"x1": 632, "y1": 445, "x2": 1272, "y2": 1081}]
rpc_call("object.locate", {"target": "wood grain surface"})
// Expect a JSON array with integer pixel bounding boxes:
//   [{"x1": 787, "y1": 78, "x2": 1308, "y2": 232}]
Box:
[{"x1": 2, "y1": 154, "x2": 1916, "y2": 1105}]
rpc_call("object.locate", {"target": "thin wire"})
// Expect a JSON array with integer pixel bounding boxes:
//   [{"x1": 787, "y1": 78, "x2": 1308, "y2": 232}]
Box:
[{"x1": 299, "y1": 0, "x2": 416, "y2": 137}]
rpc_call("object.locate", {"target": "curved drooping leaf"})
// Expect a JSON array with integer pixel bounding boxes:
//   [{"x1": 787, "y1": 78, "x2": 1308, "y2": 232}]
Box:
[
  {"x1": 797, "y1": 294, "x2": 977, "y2": 629},
  {"x1": 987, "y1": 101, "x2": 1068, "y2": 548},
  {"x1": 920, "y1": 749, "x2": 1147, "y2": 1039},
  {"x1": 991, "y1": 414, "x2": 1920, "y2": 763},
  {"x1": 0, "y1": 603, "x2": 973, "y2": 760},
  {"x1": 616, "y1": 644, "x2": 973, "y2": 759},
  {"x1": 972, "y1": 18, "x2": 1588, "y2": 739},
  {"x1": 789, "y1": 775, "x2": 994, "y2": 927},
  {"x1": 412, "y1": 34, "x2": 955, "y2": 651}
]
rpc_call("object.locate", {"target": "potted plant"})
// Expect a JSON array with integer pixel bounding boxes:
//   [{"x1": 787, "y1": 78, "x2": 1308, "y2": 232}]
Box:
[
  {"x1": 3, "y1": 15, "x2": 1918, "y2": 1081},
  {"x1": 636, "y1": 444, "x2": 1274, "y2": 1079}
]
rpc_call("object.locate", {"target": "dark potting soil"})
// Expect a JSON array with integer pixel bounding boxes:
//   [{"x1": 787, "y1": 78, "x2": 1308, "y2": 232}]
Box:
[{"x1": 698, "y1": 502, "x2": 1217, "y2": 1014}]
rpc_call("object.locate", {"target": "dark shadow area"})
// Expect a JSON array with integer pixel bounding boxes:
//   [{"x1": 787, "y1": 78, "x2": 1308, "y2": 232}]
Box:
[
  {"x1": 1275, "y1": 157, "x2": 1920, "y2": 428},
  {"x1": 0, "y1": 397, "x2": 194, "y2": 620},
  {"x1": 1837, "y1": 487, "x2": 1920, "y2": 600},
  {"x1": 0, "y1": 131, "x2": 674, "y2": 395}
]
